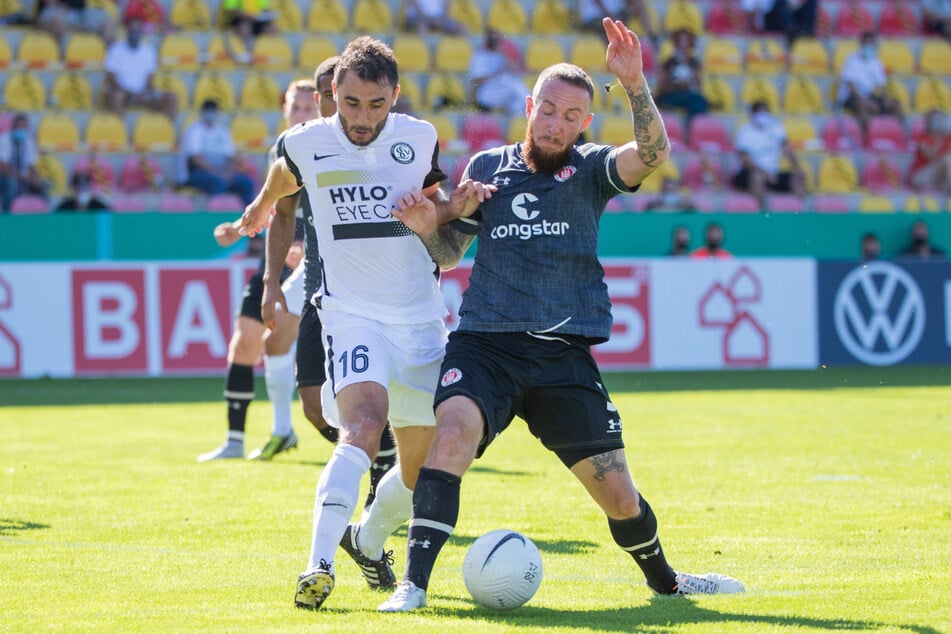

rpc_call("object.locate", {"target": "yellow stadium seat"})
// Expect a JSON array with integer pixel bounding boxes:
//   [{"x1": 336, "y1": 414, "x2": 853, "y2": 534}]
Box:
[
  {"x1": 817, "y1": 154, "x2": 858, "y2": 193},
  {"x1": 193, "y1": 72, "x2": 236, "y2": 110},
  {"x1": 352, "y1": 0, "x2": 392, "y2": 32},
  {"x1": 37, "y1": 114, "x2": 80, "y2": 152},
  {"x1": 169, "y1": 0, "x2": 211, "y2": 29},
  {"x1": 598, "y1": 114, "x2": 633, "y2": 146},
  {"x1": 64, "y1": 32, "x2": 105, "y2": 70},
  {"x1": 3, "y1": 72, "x2": 45, "y2": 110},
  {"x1": 664, "y1": 1, "x2": 703, "y2": 35},
  {"x1": 703, "y1": 37, "x2": 742, "y2": 74},
  {"x1": 831, "y1": 40, "x2": 858, "y2": 75},
  {"x1": 239, "y1": 73, "x2": 281, "y2": 111},
  {"x1": 783, "y1": 75, "x2": 824, "y2": 114},
  {"x1": 532, "y1": 0, "x2": 570, "y2": 34},
  {"x1": 626, "y1": 3, "x2": 658, "y2": 38},
  {"x1": 741, "y1": 76, "x2": 779, "y2": 112},
  {"x1": 433, "y1": 36, "x2": 472, "y2": 73},
  {"x1": 744, "y1": 38, "x2": 786, "y2": 73},
  {"x1": 153, "y1": 72, "x2": 189, "y2": 109},
  {"x1": 298, "y1": 37, "x2": 338, "y2": 73},
  {"x1": 132, "y1": 112, "x2": 176, "y2": 151},
  {"x1": 17, "y1": 31, "x2": 60, "y2": 70},
  {"x1": 524, "y1": 37, "x2": 564, "y2": 73},
  {"x1": 307, "y1": 0, "x2": 348, "y2": 32},
  {"x1": 449, "y1": 0, "x2": 483, "y2": 33},
  {"x1": 702, "y1": 76, "x2": 736, "y2": 112},
  {"x1": 392, "y1": 35, "x2": 431, "y2": 73},
  {"x1": 903, "y1": 195, "x2": 941, "y2": 213},
  {"x1": 914, "y1": 77, "x2": 951, "y2": 113},
  {"x1": 0, "y1": 37, "x2": 11, "y2": 70},
  {"x1": 486, "y1": 0, "x2": 527, "y2": 35},
  {"x1": 87, "y1": 0, "x2": 118, "y2": 19},
  {"x1": 919, "y1": 39, "x2": 951, "y2": 74},
  {"x1": 86, "y1": 112, "x2": 128, "y2": 151},
  {"x1": 789, "y1": 38, "x2": 829, "y2": 75},
  {"x1": 638, "y1": 159, "x2": 680, "y2": 193},
  {"x1": 570, "y1": 36, "x2": 606, "y2": 73},
  {"x1": 602, "y1": 80, "x2": 632, "y2": 113},
  {"x1": 426, "y1": 113, "x2": 459, "y2": 149},
  {"x1": 231, "y1": 114, "x2": 270, "y2": 151},
  {"x1": 885, "y1": 77, "x2": 911, "y2": 114},
  {"x1": 251, "y1": 34, "x2": 293, "y2": 70},
  {"x1": 396, "y1": 74, "x2": 422, "y2": 113},
  {"x1": 159, "y1": 33, "x2": 201, "y2": 69},
  {"x1": 206, "y1": 34, "x2": 246, "y2": 70},
  {"x1": 272, "y1": 0, "x2": 302, "y2": 31},
  {"x1": 426, "y1": 72, "x2": 466, "y2": 110},
  {"x1": 51, "y1": 72, "x2": 93, "y2": 109},
  {"x1": 36, "y1": 154, "x2": 68, "y2": 196},
  {"x1": 879, "y1": 40, "x2": 914, "y2": 75},
  {"x1": 783, "y1": 116, "x2": 820, "y2": 152},
  {"x1": 507, "y1": 116, "x2": 527, "y2": 143},
  {"x1": 858, "y1": 195, "x2": 894, "y2": 213}
]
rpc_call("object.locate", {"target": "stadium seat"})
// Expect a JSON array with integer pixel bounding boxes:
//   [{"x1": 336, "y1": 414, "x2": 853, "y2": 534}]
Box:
[
  {"x1": 88, "y1": 0, "x2": 119, "y2": 20},
  {"x1": 193, "y1": 73, "x2": 235, "y2": 110},
  {"x1": 423, "y1": 72, "x2": 465, "y2": 110},
  {"x1": 598, "y1": 114, "x2": 634, "y2": 146},
  {"x1": 812, "y1": 193, "x2": 854, "y2": 213},
  {"x1": 705, "y1": 1, "x2": 746, "y2": 35},
  {"x1": 702, "y1": 76, "x2": 735, "y2": 112},
  {"x1": 272, "y1": 0, "x2": 302, "y2": 31},
  {"x1": 433, "y1": 36, "x2": 473, "y2": 73},
  {"x1": 821, "y1": 115, "x2": 862, "y2": 152},
  {"x1": 16, "y1": 31, "x2": 60, "y2": 70},
  {"x1": 861, "y1": 156, "x2": 904, "y2": 193},
  {"x1": 460, "y1": 114, "x2": 505, "y2": 153},
  {"x1": 239, "y1": 73, "x2": 281, "y2": 112},
  {"x1": 914, "y1": 77, "x2": 951, "y2": 113},
  {"x1": 683, "y1": 153, "x2": 723, "y2": 189},
  {"x1": 206, "y1": 193, "x2": 246, "y2": 212},
  {"x1": 687, "y1": 115, "x2": 732, "y2": 153},
  {"x1": 783, "y1": 75, "x2": 825, "y2": 114},
  {"x1": 169, "y1": 0, "x2": 211, "y2": 29},
  {"x1": 740, "y1": 76, "x2": 780, "y2": 112},
  {"x1": 531, "y1": 0, "x2": 569, "y2": 34},
  {"x1": 152, "y1": 71, "x2": 189, "y2": 109},
  {"x1": 37, "y1": 154, "x2": 68, "y2": 196},
  {"x1": 51, "y1": 72, "x2": 93, "y2": 109},
  {"x1": 664, "y1": 1, "x2": 704, "y2": 35},
  {"x1": 919, "y1": 39, "x2": 951, "y2": 74},
  {"x1": 864, "y1": 116, "x2": 907, "y2": 152},
  {"x1": 765, "y1": 194, "x2": 806, "y2": 213},
  {"x1": 817, "y1": 154, "x2": 858, "y2": 193},
  {"x1": 703, "y1": 38, "x2": 743, "y2": 74},
  {"x1": 352, "y1": 0, "x2": 392, "y2": 32},
  {"x1": 637, "y1": 159, "x2": 679, "y2": 194},
  {"x1": 524, "y1": 37, "x2": 564, "y2": 73},
  {"x1": 119, "y1": 154, "x2": 164, "y2": 192},
  {"x1": 745, "y1": 38, "x2": 787, "y2": 74},
  {"x1": 298, "y1": 37, "x2": 338, "y2": 73},
  {"x1": 9, "y1": 194, "x2": 51, "y2": 214},
  {"x1": 205, "y1": 34, "x2": 246, "y2": 70},
  {"x1": 307, "y1": 0, "x2": 348, "y2": 32},
  {"x1": 722, "y1": 193, "x2": 760, "y2": 213},
  {"x1": 878, "y1": 40, "x2": 914, "y2": 75},
  {"x1": 392, "y1": 35, "x2": 431, "y2": 73},
  {"x1": 156, "y1": 191, "x2": 197, "y2": 213},
  {"x1": 426, "y1": 112, "x2": 459, "y2": 150},
  {"x1": 396, "y1": 73, "x2": 422, "y2": 113},
  {"x1": 449, "y1": 0, "x2": 484, "y2": 33},
  {"x1": 86, "y1": 113, "x2": 128, "y2": 152},
  {"x1": 857, "y1": 194, "x2": 896, "y2": 213},
  {"x1": 131, "y1": 112, "x2": 176, "y2": 152},
  {"x1": 570, "y1": 36, "x2": 607, "y2": 73},
  {"x1": 3, "y1": 72, "x2": 45, "y2": 110},
  {"x1": 231, "y1": 114, "x2": 270, "y2": 151},
  {"x1": 831, "y1": 39, "x2": 858, "y2": 75},
  {"x1": 885, "y1": 77, "x2": 911, "y2": 114},
  {"x1": 159, "y1": 33, "x2": 201, "y2": 70},
  {"x1": 73, "y1": 155, "x2": 117, "y2": 193},
  {"x1": 0, "y1": 34, "x2": 10, "y2": 70},
  {"x1": 251, "y1": 34, "x2": 293, "y2": 70},
  {"x1": 878, "y1": 3, "x2": 919, "y2": 36},
  {"x1": 903, "y1": 195, "x2": 942, "y2": 213},
  {"x1": 63, "y1": 33, "x2": 105, "y2": 70},
  {"x1": 789, "y1": 38, "x2": 829, "y2": 75},
  {"x1": 783, "y1": 116, "x2": 821, "y2": 152},
  {"x1": 37, "y1": 113, "x2": 80, "y2": 152},
  {"x1": 110, "y1": 193, "x2": 151, "y2": 213},
  {"x1": 625, "y1": 2, "x2": 658, "y2": 38},
  {"x1": 486, "y1": 0, "x2": 527, "y2": 35},
  {"x1": 506, "y1": 116, "x2": 527, "y2": 143},
  {"x1": 664, "y1": 115, "x2": 685, "y2": 150},
  {"x1": 834, "y1": 1, "x2": 874, "y2": 36}
]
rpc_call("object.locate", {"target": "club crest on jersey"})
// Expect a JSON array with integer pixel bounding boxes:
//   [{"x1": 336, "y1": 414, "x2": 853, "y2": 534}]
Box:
[
  {"x1": 391, "y1": 142, "x2": 414, "y2": 164},
  {"x1": 440, "y1": 368, "x2": 462, "y2": 387},
  {"x1": 554, "y1": 165, "x2": 577, "y2": 182}
]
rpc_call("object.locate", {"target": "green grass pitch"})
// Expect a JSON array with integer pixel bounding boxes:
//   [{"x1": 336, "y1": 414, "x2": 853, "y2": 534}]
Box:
[{"x1": 2, "y1": 367, "x2": 949, "y2": 633}]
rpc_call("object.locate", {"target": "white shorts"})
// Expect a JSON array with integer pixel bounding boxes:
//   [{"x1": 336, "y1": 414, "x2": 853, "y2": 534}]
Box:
[
  {"x1": 281, "y1": 263, "x2": 305, "y2": 317},
  {"x1": 318, "y1": 309, "x2": 447, "y2": 429}
]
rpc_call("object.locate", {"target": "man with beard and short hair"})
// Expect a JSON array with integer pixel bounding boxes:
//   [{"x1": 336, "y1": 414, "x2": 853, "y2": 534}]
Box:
[{"x1": 378, "y1": 17, "x2": 746, "y2": 613}]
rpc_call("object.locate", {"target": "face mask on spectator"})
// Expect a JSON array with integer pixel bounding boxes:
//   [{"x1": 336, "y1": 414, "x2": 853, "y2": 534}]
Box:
[
  {"x1": 76, "y1": 189, "x2": 92, "y2": 207},
  {"x1": 201, "y1": 112, "x2": 218, "y2": 126},
  {"x1": 752, "y1": 111, "x2": 771, "y2": 128},
  {"x1": 860, "y1": 44, "x2": 876, "y2": 60}
]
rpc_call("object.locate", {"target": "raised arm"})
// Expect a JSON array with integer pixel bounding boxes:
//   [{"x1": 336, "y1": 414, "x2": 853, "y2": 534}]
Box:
[{"x1": 238, "y1": 156, "x2": 301, "y2": 237}]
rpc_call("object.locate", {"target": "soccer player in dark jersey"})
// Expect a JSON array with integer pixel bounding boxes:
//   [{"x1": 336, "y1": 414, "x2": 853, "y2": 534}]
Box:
[{"x1": 378, "y1": 18, "x2": 745, "y2": 612}]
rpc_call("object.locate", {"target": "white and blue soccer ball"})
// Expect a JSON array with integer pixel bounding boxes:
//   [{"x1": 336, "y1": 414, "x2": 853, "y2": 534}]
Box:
[{"x1": 462, "y1": 529, "x2": 543, "y2": 611}]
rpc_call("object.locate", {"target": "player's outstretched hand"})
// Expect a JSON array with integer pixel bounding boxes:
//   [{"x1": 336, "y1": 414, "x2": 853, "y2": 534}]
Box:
[
  {"x1": 213, "y1": 221, "x2": 241, "y2": 247},
  {"x1": 603, "y1": 17, "x2": 644, "y2": 86},
  {"x1": 448, "y1": 179, "x2": 496, "y2": 221},
  {"x1": 392, "y1": 187, "x2": 437, "y2": 237},
  {"x1": 238, "y1": 201, "x2": 276, "y2": 237}
]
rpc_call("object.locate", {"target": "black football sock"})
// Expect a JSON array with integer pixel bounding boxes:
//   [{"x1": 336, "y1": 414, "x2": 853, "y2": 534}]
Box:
[
  {"x1": 365, "y1": 423, "x2": 398, "y2": 508},
  {"x1": 224, "y1": 363, "x2": 254, "y2": 436},
  {"x1": 316, "y1": 425, "x2": 338, "y2": 444},
  {"x1": 608, "y1": 496, "x2": 678, "y2": 594},
  {"x1": 404, "y1": 467, "x2": 461, "y2": 591}
]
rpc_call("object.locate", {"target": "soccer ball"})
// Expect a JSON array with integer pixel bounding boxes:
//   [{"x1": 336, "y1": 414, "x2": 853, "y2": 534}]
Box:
[{"x1": 462, "y1": 529, "x2": 543, "y2": 611}]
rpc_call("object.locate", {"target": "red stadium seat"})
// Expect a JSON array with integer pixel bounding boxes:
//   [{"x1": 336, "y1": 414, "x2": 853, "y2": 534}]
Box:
[
  {"x1": 72, "y1": 155, "x2": 116, "y2": 194},
  {"x1": 864, "y1": 116, "x2": 907, "y2": 152},
  {"x1": 722, "y1": 193, "x2": 760, "y2": 213},
  {"x1": 206, "y1": 193, "x2": 246, "y2": 212},
  {"x1": 119, "y1": 155, "x2": 165, "y2": 193},
  {"x1": 460, "y1": 114, "x2": 505, "y2": 153},
  {"x1": 765, "y1": 193, "x2": 806, "y2": 213},
  {"x1": 687, "y1": 115, "x2": 732, "y2": 153},
  {"x1": 664, "y1": 115, "x2": 685, "y2": 150},
  {"x1": 156, "y1": 192, "x2": 197, "y2": 213},
  {"x1": 705, "y1": 1, "x2": 746, "y2": 35},
  {"x1": 812, "y1": 194, "x2": 854, "y2": 213},
  {"x1": 834, "y1": 1, "x2": 874, "y2": 36},
  {"x1": 861, "y1": 155, "x2": 905, "y2": 193},
  {"x1": 683, "y1": 153, "x2": 723, "y2": 189},
  {"x1": 878, "y1": 3, "x2": 919, "y2": 36},
  {"x1": 10, "y1": 194, "x2": 51, "y2": 214},
  {"x1": 821, "y1": 115, "x2": 862, "y2": 152},
  {"x1": 110, "y1": 193, "x2": 151, "y2": 213}
]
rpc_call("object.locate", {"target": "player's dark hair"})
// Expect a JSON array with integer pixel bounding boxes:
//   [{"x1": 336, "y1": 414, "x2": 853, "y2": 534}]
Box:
[
  {"x1": 335, "y1": 37, "x2": 398, "y2": 89},
  {"x1": 314, "y1": 55, "x2": 339, "y2": 85},
  {"x1": 534, "y1": 63, "x2": 595, "y2": 101}
]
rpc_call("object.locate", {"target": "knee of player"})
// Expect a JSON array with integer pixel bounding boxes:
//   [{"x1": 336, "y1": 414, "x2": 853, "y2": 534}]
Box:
[
  {"x1": 603, "y1": 487, "x2": 642, "y2": 521},
  {"x1": 434, "y1": 413, "x2": 482, "y2": 453}
]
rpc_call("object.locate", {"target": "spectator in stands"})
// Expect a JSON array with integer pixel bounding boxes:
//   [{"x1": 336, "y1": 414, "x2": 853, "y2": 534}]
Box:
[
  {"x1": 837, "y1": 31, "x2": 901, "y2": 137},
  {"x1": 223, "y1": 0, "x2": 277, "y2": 43},
  {"x1": 122, "y1": 0, "x2": 166, "y2": 34},
  {"x1": 644, "y1": 178, "x2": 698, "y2": 212},
  {"x1": 691, "y1": 222, "x2": 732, "y2": 258},
  {"x1": 0, "y1": 114, "x2": 48, "y2": 213},
  {"x1": 654, "y1": 28, "x2": 708, "y2": 121},
  {"x1": 732, "y1": 101, "x2": 805, "y2": 208},
  {"x1": 55, "y1": 172, "x2": 110, "y2": 212},
  {"x1": 860, "y1": 232, "x2": 881, "y2": 261},
  {"x1": 669, "y1": 225, "x2": 692, "y2": 256},
  {"x1": 102, "y1": 18, "x2": 178, "y2": 120},
  {"x1": 923, "y1": 0, "x2": 951, "y2": 41},
  {"x1": 579, "y1": 0, "x2": 657, "y2": 43},
  {"x1": 467, "y1": 28, "x2": 530, "y2": 116},
  {"x1": 898, "y1": 220, "x2": 946, "y2": 260},
  {"x1": 179, "y1": 100, "x2": 255, "y2": 205},
  {"x1": 909, "y1": 110, "x2": 951, "y2": 196},
  {"x1": 401, "y1": 0, "x2": 466, "y2": 35},
  {"x1": 741, "y1": 0, "x2": 817, "y2": 44},
  {"x1": 35, "y1": 0, "x2": 117, "y2": 44}
]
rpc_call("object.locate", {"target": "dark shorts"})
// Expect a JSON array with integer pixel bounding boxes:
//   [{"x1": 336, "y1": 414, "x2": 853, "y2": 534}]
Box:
[
  {"x1": 238, "y1": 271, "x2": 265, "y2": 322},
  {"x1": 296, "y1": 302, "x2": 326, "y2": 388},
  {"x1": 434, "y1": 330, "x2": 624, "y2": 468},
  {"x1": 732, "y1": 167, "x2": 795, "y2": 192}
]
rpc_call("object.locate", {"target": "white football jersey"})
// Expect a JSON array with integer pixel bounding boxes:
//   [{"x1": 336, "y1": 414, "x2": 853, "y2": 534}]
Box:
[{"x1": 281, "y1": 112, "x2": 447, "y2": 324}]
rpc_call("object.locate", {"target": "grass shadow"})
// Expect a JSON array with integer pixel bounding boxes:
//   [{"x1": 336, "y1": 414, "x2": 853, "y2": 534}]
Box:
[{"x1": 0, "y1": 518, "x2": 50, "y2": 537}]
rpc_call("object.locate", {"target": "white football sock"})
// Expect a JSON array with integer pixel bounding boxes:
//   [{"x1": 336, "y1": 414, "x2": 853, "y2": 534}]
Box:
[
  {"x1": 357, "y1": 465, "x2": 413, "y2": 560},
  {"x1": 307, "y1": 444, "x2": 371, "y2": 572},
  {"x1": 264, "y1": 351, "x2": 295, "y2": 437}
]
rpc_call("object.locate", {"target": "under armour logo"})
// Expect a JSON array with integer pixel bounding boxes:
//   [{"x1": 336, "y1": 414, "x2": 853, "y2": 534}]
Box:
[
  {"x1": 408, "y1": 538, "x2": 431, "y2": 549},
  {"x1": 493, "y1": 176, "x2": 511, "y2": 187},
  {"x1": 637, "y1": 546, "x2": 660, "y2": 559},
  {"x1": 607, "y1": 419, "x2": 622, "y2": 433}
]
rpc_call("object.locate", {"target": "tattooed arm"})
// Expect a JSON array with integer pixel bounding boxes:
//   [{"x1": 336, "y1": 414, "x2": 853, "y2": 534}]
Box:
[
  {"x1": 420, "y1": 225, "x2": 477, "y2": 272},
  {"x1": 392, "y1": 184, "x2": 478, "y2": 271}
]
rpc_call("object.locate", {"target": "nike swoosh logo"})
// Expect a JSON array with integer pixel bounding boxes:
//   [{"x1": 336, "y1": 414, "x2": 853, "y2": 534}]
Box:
[{"x1": 314, "y1": 153, "x2": 337, "y2": 161}]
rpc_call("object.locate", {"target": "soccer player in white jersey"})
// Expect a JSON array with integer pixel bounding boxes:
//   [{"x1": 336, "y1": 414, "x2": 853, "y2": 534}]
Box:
[{"x1": 238, "y1": 36, "x2": 487, "y2": 611}]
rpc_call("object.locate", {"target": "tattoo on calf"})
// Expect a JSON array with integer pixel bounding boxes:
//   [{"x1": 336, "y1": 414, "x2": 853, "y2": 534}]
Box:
[{"x1": 588, "y1": 450, "x2": 625, "y2": 481}]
